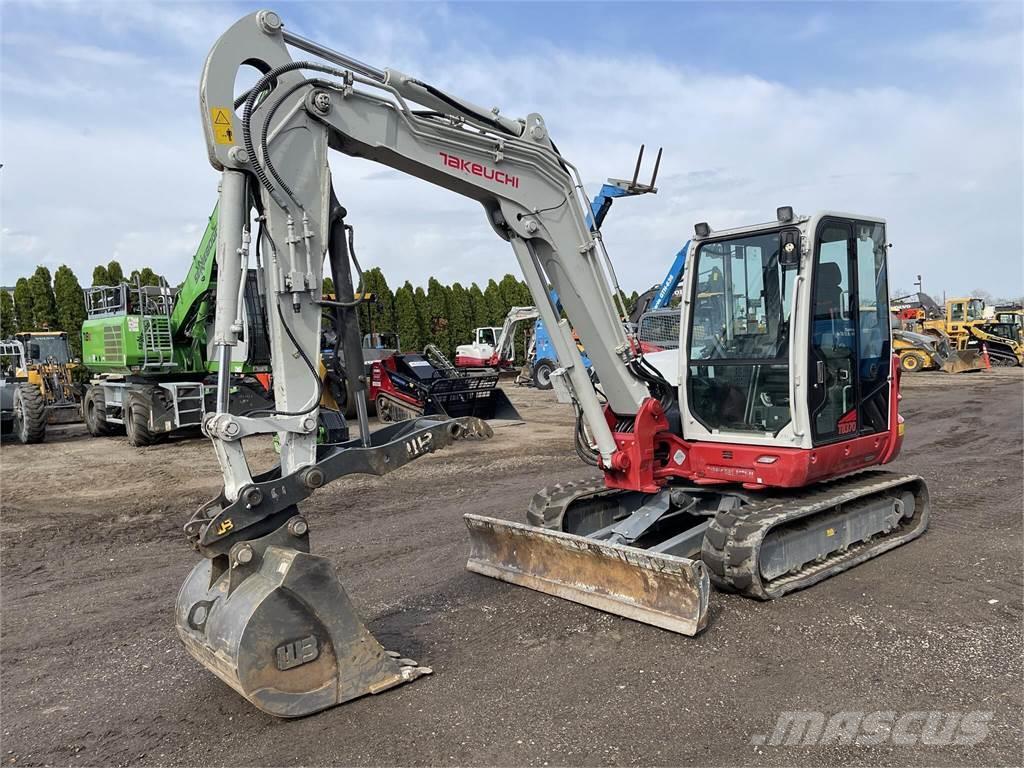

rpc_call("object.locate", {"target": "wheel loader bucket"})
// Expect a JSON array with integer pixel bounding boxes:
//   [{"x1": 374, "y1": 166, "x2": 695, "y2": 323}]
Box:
[
  {"x1": 941, "y1": 349, "x2": 985, "y2": 374},
  {"x1": 176, "y1": 546, "x2": 428, "y2": 718},
  {"x1": 464, "y1": 514, "x2": 711, "y2": 636}
]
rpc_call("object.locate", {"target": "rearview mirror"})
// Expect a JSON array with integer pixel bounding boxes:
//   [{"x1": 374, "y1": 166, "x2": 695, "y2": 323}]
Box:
[{"x1": 780, "y1": 230, "x2": 800, "y2": 267}]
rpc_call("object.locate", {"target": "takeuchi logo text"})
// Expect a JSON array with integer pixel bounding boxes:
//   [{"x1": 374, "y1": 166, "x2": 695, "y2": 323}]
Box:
[{"x1": 439, "y1": 152, "x2": 519, "y2": 188}]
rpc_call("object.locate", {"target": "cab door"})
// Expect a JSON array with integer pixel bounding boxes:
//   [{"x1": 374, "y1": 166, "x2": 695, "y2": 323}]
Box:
[
  {"x1": 948, "y1": 301, "x2": 966, "y2": 337},
  {"x1": 807, "y1": 218, "x2": 891, "y2": 445}
]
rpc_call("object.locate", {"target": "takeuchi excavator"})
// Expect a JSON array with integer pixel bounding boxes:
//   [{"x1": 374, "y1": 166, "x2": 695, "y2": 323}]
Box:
[
  {"x1": 456, "y1": 306, "x2": 539, "y2": 370},
  {"x1": 180, "y1": 10, "x2": 930, "y2": 718}
]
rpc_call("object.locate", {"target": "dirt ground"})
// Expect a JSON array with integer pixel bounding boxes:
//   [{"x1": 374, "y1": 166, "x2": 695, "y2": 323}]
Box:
[{"x1": 2, "y1": 369, "x2": 1022, "y2": 767}]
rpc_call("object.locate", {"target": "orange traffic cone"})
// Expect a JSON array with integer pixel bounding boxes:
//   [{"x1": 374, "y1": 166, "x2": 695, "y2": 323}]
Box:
[{"x1": 981, "y1": 343, "x2": 992, "y2": 370}]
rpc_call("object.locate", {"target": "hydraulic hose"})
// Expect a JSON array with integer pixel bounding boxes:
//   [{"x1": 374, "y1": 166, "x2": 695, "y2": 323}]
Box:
[{"x1": 241, "y1": 60, "x2": 349, "y2": 211}]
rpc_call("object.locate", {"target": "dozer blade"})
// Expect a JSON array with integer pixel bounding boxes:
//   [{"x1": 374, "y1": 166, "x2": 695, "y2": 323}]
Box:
[
  {"x1": 177, "y1": 542, "x2": 428, "y2": 718},
  {"x1": 941, "y1": 350, "x2": 985, "y2": 373},
  {"x1": 464, "y1": 514, "x2": 710, "y2": 636}
]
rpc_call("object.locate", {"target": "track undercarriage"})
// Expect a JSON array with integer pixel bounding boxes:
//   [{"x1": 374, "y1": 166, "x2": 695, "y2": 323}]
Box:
[{"x1": 466, "y1": 470, "x2": 929, "y2": 633}]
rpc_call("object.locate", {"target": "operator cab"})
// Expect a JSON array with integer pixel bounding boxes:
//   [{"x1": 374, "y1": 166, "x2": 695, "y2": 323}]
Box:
[
  {"x1": 16, "y1": 333, "x2": 71, "y2": 365},
  {"x1": 679, "y1": 210, "x2": 892, "y2": 448},
  {"x1": 475, "y1": 327, "x2": 501, "y2": 347}
]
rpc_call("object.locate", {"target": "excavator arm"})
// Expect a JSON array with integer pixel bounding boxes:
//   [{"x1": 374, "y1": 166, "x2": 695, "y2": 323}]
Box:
[
  {"x1": 177, "y1": 10, "x2": 674, "y2": 718},
  {"x1": 492, "y1": 306, "x2": 540, "y2": 366}
]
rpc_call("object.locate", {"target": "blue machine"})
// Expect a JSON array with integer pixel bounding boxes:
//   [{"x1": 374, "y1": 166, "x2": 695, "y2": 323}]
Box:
[
  {"x1": 528, "y1": 147, "x2": 688, "y2": 388},
  {"x1": 629, "y1": 241, "x2": 689, "y2": 323}
]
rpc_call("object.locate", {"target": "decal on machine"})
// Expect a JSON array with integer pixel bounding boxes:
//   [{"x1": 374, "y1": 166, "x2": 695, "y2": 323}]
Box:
[
  {"x1": 209, "y1": 107, "x2": 235, "y2": 145},
  {"x1": 837, "y1": 409, "x2": 857, "y2": 436},
  {"x1": 439, "y1": 152, "x2": 519, "y2": 188},
  {"x1": 405, "y1": 432, "x2": 433, "y2": 458},
  {"x1": 276, "y1": 635, "x2": 319, "y2": 671}
]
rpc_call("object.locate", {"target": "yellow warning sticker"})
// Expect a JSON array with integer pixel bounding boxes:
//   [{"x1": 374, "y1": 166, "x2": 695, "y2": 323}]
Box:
[{"x1": 210, "y1": 107, "x2": 235, "y2": 145}]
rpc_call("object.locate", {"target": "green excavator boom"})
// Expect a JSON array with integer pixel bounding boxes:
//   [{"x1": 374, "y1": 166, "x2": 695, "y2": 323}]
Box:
[{"x1": 81, "y1": 205, "x2": 266, "y2": 375}]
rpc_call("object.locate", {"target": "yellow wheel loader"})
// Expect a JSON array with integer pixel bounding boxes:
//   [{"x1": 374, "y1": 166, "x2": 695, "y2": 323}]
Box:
[
  {"x1": 910, "y1": 296, "x2": 1023, "y2": 366},
  {"x1": 892, "y1": 328, "x2": 984, "y2": 373},
  {"x1": 0, "y1": 332, "x2": 83, "y2": 444}
]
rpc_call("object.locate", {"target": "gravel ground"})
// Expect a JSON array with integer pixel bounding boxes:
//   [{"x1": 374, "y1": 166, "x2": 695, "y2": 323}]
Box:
[{"x1": 1, "y1": 368, "x2": 1021, "y2": 767}]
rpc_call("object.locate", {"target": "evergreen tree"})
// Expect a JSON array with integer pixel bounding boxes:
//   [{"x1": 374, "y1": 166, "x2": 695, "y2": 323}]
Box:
[
  {"x1": 29, "y1": 266, "x2": 58, "y2": 329},
  {"x1": 144, "y1": 268, "x2": 164, "y2": 286},
  {"x1": 53, "y1": 266, "x2": 87, "y2": 356},
  {"x1": 128, "y1": 267, "x2": 163, "y2": 287},
  {"x1": 394, "y1": 282, "x2": 420, "y2": 352},
  {"x1": 92, "y1": 265, "x2": 111, "y2": 287},
  {"x1": 107, "y1": 260, "x2": 125, "y2": 285},
  {"x1": 498, "y1": 273, "x2": 529, "y2": 313},
  {"x1": 322, "y1": 277, "x2": 335, "y2": 295},
  {"x1": 425, "y1": 277, "x2": 452, "y2": 354},
  {"x1": 468, "y1": 282, "x2": 489, "y2": 328},
  {"x1": 448, "y1": 282, "x2": 473, "y2": 351},
  {"x1": 0, "y1": 291, "x2": 15, "y2": 338},
  {"x1": 483, "y1": 279, "x2": 504, "y2": 325},
  {"x1": 413, "y1": 286, "x2": 430, "y2": 350},
  {"x1": 358, "y1": 267, "x2": 396, "y2": 336},
  {"x1": 13, "y1": 278, "x2": 33, "y2": 331}
]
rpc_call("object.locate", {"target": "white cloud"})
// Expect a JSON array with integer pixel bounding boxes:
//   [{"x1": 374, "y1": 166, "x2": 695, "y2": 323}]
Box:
[
  {"x1": 55, "y1": 43, "x2": 144, "y2": 67},
  {"x1": 0, "y1": 3, "x2": 1020, "y2": 304}
]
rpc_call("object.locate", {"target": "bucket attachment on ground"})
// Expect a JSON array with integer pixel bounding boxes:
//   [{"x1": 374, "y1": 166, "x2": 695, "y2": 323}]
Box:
[
  {"x1": 941, "y1": 349, "x2": 985, "y2": 374},
  {"x1": 176, "y1": 512, "x2": 429, "y2": 718},
  {"x1": 464, "y1": 514, "x2": 710, "y2": 636},
  {"x1": 178, "y1": 416, "x2": 490, "y2": 717}
]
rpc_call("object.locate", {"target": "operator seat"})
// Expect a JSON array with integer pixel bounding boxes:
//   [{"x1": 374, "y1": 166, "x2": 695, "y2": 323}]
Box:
[
  {"x1": 815, "y1": 262, "x2": 844, "y2": 320},
  {"x1": 811, "y1": 260, "x2": 856, "y2": 436}
]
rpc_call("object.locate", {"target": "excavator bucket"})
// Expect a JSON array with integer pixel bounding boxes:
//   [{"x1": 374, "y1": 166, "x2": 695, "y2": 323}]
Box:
[
  {"x1": 176, "y1": 530, "x2": 428, "y2": 718},
  {"x1": 940, "y1": 349, "x2": 985, "y2": 373},
  {"x1": 464, "y1": 514, "x2": 711, "y2": 636}
]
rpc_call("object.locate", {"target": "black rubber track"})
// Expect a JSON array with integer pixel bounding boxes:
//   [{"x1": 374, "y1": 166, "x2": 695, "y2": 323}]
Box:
[
  {"x1": 526, "y1": 475, "x2": 612, "y2": 528},
  {"x1": 702, "y1": 470, "x2": 929, "y2": 600},
  {"x1": 528, "y1": 471, "x2": 930, "y2": 603}
]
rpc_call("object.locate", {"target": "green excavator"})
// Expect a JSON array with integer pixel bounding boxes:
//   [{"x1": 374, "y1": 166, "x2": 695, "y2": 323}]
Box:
[{"x1": 80, "y1": 206, "x2": 275, "y2": 446}]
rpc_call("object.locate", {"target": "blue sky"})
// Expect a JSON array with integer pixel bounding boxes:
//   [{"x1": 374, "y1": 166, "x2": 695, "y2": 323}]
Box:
[{"x1": 1, "y1": 1, "x2": 1021, "y2": 300}]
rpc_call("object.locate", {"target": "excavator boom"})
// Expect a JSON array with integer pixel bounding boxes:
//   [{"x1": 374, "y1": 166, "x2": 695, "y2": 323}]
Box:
[{"x1": 180, "y1": 9, "x2": 677, "y2": 717}]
